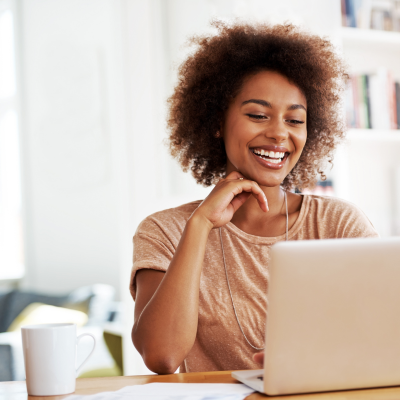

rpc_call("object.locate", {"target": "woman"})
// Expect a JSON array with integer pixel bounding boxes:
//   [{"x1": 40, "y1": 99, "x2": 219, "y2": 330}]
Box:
[{"x1": 130, "y1": 22, "x2": 378, "y2": 375}]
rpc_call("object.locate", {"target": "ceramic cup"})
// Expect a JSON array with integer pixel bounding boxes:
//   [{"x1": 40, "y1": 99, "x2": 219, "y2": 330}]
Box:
[{"x1": 21, "y1": 323, "x2": 96, "y2": 396}]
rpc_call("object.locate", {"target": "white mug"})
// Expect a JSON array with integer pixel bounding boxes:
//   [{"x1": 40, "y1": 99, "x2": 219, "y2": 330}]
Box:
[{"x1": 21, "y1": 323, "x2": 96, "y2": 396}]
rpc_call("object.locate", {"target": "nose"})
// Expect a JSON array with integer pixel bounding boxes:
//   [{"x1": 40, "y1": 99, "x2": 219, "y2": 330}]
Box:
[{"x1": 264, "y1": 119, "x2": 288, "y2": 143}]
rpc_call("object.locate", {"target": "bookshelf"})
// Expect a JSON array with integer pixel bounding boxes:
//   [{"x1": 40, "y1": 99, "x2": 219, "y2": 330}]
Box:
[
  {"x1": 329, "y1": 0, "x2": 400, "y2": 237},
  {"x1": 340, "y1": 26, "x2": 400, "y2": 45},
  {"x1": 347, "y1": 129, "x2": 400, "y2": 141}
]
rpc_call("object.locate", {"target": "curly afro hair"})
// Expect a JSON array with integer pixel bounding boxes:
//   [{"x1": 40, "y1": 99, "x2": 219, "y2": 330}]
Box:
[{"x1": 167, "y1": 21, "x2": 348, "y2": 189}]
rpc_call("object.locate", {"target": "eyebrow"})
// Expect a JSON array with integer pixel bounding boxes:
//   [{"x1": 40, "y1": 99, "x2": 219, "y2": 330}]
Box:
[
  {"x1": 242, "y1": 99, "x2": 307, "y2": 111},
  {"x1": 287, "y1": 104, "x2": 307, "y2": 111}
]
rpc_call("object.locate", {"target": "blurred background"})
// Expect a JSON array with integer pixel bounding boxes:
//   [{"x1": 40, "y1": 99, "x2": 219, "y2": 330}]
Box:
[{"x1": 0, "y1": 0, "x2": 399, "y2": 380}]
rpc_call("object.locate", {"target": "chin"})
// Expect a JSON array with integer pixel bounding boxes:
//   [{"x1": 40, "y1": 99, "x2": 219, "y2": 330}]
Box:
[
  {"x1": 248, "y1": 165, "x2": 293, "y2": 188},
  {"x1": 252, "y1": 176, "x2": 285, "y2": 188}
]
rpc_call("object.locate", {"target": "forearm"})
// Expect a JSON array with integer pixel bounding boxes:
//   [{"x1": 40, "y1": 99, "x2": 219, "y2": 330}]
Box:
[{"x1": 132, "y1": 214, "x2": 212, "y2": 373}]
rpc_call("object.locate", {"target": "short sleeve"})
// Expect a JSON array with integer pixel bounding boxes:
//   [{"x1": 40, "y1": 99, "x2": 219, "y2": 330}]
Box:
[
  {"x1": 128, "y1": 203, "x2": 198, "y2": 300},
  {"x1": 338, "y1": 203, "x2": 379, "y2": 239},
  {"x1": 301, "y1": 195, "x2": 380, "y2": 240},
  {"x1": 130, "y1": 232, "x2": 174, "y2": 300},
  {"x1": 319, "y1": 196, "x2": 379, "y2": 239}
]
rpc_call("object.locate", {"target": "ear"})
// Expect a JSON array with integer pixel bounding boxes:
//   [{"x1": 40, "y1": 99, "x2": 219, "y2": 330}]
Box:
[{"x1": 214, "y1": 121, "x2": 224, "y2": 139}]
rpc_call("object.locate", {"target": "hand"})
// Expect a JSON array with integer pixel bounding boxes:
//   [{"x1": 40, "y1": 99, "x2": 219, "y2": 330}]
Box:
[
  {"x1": 192, "y1": 171, "x2": 268, "y2": 229},
  {"x1": 253, "y1": 351, "x2": 264, "y2": 365}
]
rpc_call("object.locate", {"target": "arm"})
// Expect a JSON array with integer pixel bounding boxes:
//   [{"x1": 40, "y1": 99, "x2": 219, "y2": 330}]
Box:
[
  {"x1": 132, "y1": 214, "x2": 212, "y2": 374},
  {"x1": 131, "y1": 172, "x2": 268, "y2": 374}
]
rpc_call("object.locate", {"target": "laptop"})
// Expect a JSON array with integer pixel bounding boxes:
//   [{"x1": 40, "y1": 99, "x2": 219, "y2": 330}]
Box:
[{"x1": 232, "y1": 237, "x2": 400, "y2": 396}]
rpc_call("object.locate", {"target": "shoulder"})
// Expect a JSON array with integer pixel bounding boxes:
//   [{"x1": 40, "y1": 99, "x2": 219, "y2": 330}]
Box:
[
  {"x1": 135, "y1": 200, "x2": 202, "y2": 241},
  {"x1": 305, "y1": 194, "x2": 362, "y2": 215},
  {"x1": 131, "y1": 202, "x2": 201, "y2": 300},
  {"x1": 301, "y1": 195, "x2": 378, "y2": 238}
]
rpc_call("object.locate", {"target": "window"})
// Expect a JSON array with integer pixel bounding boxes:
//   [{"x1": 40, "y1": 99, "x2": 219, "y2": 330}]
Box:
[{"x1": 0, "y1": 3, "x2": 24, "y2": 279}]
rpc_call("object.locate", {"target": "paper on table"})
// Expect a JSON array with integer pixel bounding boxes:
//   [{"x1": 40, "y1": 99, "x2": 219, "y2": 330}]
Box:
[{"x1": 67, "y1": 383, "x2": 255, "y2": 400}]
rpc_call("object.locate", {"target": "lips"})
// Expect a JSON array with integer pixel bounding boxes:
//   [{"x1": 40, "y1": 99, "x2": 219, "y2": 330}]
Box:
[{"x1": 250, "y1": 145, "x2": 290, "y2": 170}]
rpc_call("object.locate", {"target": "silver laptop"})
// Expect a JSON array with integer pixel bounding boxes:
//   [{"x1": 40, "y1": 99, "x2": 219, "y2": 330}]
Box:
[{"x1": 233, "y1": 237, "x2": 400, "y2": 395}]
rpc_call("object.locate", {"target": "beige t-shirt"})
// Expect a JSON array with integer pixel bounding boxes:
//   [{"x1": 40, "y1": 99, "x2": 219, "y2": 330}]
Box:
[{"x1": 130, "y1": 195, "x2": 378, "y2": 373}]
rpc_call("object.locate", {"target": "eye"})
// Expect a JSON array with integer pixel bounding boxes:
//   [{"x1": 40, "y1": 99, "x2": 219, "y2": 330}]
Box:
[
  {"x1": 286, "y1": 119, "x2": 304, "y2": 125},
  {"x1": 246, "y1": 114, "x2": 267, "y2": 120}
]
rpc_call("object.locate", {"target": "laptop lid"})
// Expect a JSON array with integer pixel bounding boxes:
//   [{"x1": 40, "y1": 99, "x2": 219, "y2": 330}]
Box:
[{"x1": 264, "y1": 237, "x2": 400, "y2": 395}]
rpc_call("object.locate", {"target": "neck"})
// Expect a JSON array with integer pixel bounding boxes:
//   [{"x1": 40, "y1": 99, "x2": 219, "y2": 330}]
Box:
[
  {"x1": 231, "y1": 184, "x2": 286, "y2": 226},
  {"x1": 225, "y1": 162, "x2": 289, "y2": 232}
]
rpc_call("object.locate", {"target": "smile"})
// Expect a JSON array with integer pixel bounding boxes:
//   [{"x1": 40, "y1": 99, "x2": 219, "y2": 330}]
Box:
[
  {"x1": 252, "y1": 149, "x2": 285, "y2": 163},
  {"x1": 250, "y1": 147, "x2": 290, "y2": 169}
]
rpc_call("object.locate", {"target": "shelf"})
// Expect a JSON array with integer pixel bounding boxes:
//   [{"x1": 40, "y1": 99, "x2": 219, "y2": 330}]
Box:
[
  {"x1": 346, "y1": 129, "x2": 400, "y2": 141},
  {"x1": 340, "y1": 27, "x2": 400, "y2": 46}
]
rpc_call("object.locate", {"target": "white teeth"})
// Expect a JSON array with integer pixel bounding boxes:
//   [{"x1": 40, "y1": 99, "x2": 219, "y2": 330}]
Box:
[
  {"x1": 253, "y1": 149, "x2": 285, "y2": 158},
  {"x1": 253, "y1": 152, "x2": 283, "y2": 163},
  {"x1": 252, "y1": 149, "x2": 286, "y2": 161}
]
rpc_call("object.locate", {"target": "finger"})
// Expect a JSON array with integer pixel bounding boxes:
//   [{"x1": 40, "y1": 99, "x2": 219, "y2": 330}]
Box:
[
  {"x1": 225, "y1": 171, "x2": 246, "y2": 181},
  {"x1": 230, "y1": 192, "x2": 251, "y2": 213},
  {"x1": 249, "y1": 182, "x2": 269, "y2": 212},
  {"x1": 253, "y1": 351, "x2": 264, "y2": 365},
  {"x1": 230, "y1": 180, "x2": 269, "y2": 212},
  {"x1": 251, "y1": 185, "x2": 269, "y2": 213}
]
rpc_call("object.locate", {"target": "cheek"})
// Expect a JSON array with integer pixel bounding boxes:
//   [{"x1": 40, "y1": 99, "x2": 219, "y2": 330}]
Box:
[
  {"x1": 224, "y1": 119, "x2": 253, "y2": 156},
  {"x1": 294, "y1": 130, "x2": 307, "y2": 154},
  {"x1": 288, "y1": 130, "x2": 307, "y2": 166}
]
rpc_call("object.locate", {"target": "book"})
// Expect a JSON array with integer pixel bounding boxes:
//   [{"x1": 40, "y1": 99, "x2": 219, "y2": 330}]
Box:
[
  {"x1": 388, "y1": 71, "x2": 397, "y2": 128},
  {"x1": 342, "y1": 0, "x2": 400, "y2": 31},
  {"x1": 345, "y1": 80, "x2": 356, "y2": 128},
  {"x1": 345, "y1": 69, "x2": 400, "y2": 129},
  {"x1": 343, "y1": 0, "x2": 356, "y2": 26},
  {"x1": 301, "y1": 180, "x2": 335, "y2": 196},
  {"x1": 396, "y1": 82, "x2": 400, "y2": 127},
  {"x1": 365, "y1": 75, "x2": 372, "y2": 128}
]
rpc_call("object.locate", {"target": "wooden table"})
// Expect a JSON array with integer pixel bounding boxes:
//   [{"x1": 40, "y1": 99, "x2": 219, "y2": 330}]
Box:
[{"x1": 2, "y1": 371, "x2": 400, "y2": 400}]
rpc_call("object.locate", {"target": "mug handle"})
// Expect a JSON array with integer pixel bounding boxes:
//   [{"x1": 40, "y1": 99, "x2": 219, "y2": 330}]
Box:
[{"x1": 76, "y1": 333, "x2": 96, "y2": 376}]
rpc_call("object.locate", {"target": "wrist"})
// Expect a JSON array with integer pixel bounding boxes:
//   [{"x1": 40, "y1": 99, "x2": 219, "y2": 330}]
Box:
[{"x1": 187, "y1": 211, "x2": 214, "y2": 234}]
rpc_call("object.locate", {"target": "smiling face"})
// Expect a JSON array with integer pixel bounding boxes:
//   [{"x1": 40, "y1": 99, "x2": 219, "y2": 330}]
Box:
[{"x1": 222, "y1": 70, "x2": 307, "y2": 187}]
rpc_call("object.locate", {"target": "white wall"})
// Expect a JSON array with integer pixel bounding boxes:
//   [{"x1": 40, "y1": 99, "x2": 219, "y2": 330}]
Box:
[{"x1": 19, "y1": 0, "x2": 125, "y2": 297}]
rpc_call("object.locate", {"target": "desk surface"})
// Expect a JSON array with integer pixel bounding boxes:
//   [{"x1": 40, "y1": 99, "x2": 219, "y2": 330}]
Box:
[{"x1": 1, "y1": 371, "x2": 400, "y2": 400}]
